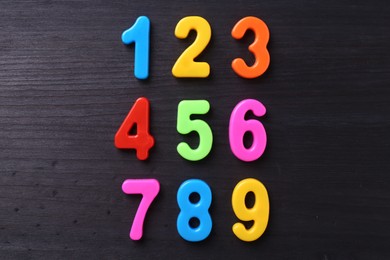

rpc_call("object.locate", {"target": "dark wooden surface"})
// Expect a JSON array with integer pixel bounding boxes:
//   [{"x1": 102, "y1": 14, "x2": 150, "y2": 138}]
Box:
[{"x1": 0, "y1": 0, "x2": 389, "y2": 259}]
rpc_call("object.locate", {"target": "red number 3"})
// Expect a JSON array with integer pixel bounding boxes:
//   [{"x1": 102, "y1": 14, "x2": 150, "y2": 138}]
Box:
[{"x1": 231, "y1": 16, "x2": 270, "y2": 79}]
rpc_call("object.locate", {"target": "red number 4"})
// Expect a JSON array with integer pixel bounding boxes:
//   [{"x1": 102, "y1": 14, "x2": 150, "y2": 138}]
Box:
[{"x1": 115, "y1": 97, "x2": 155, "y2": 160}]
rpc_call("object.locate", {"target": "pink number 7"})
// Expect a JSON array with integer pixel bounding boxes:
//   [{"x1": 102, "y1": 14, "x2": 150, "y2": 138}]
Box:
[{"x1": 122, "y1": 179, "x2": 160, "y2": 240}]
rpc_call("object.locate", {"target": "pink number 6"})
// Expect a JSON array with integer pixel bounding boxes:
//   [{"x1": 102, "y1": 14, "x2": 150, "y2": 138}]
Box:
[{"x1": 229, "y1": 99, "x2": 267, "y2": 162}]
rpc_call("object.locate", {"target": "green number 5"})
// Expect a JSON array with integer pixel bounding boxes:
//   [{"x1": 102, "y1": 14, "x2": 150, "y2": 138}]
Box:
[{"x1": 177, "y1": 100, "x2": 213, "y2": 161}]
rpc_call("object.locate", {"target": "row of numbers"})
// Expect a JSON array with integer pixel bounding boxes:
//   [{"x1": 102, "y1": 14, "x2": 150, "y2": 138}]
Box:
[
  {"x1": 114, "y1": 98, "x2": 267, "y2": 162},
  {"x1": 122, "y1": 16, "x2": 270, "y2": 79},
  {"x1": 122, "y1": 178, "x2": 269, "y2": 242}
]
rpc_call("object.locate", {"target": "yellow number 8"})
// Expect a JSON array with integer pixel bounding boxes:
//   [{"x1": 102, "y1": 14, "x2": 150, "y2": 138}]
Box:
[{"x1": 232, "y1": 178, "x2": 270, "y2": 242}]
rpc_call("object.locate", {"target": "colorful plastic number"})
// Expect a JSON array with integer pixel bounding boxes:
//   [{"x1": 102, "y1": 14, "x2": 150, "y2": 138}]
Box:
[
  {"x1": 172, "y1": 16, "x2": 211, "y2": 78},
  {"x1": 115, "y1": 97, "x2": 154, "y2": 160},
  {"x1": 232, "y1": 178, "x2": 269, "y2": 242},
  {"x1": 122, "y1": 16, "x2": 150, "y2": 79},
  {"x1": 177, "y1": 179, "x2": 212, "y2": 242},
  {"x1": 229, "y1": 99, "x2": 267, "y2": 162},
  {"x1": 122, "y1": 179, "x2": 160, "y2": 240},
  {"x1": 177, "y1": 100, "x2": 213, "y2": 161},
  {"x1": 231, "y1": 16, "x2": 270, "y2": 79}
]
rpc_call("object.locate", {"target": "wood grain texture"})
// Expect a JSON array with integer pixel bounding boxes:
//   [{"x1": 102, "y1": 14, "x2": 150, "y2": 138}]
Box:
[{"x1": 0, "y1": 0, "x2": 389, "y2": 259}]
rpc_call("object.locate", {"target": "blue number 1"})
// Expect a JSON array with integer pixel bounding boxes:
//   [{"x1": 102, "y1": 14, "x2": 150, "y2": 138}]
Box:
[{"x1": 122, "y1": 16, "x2": 150, "y2": 80}]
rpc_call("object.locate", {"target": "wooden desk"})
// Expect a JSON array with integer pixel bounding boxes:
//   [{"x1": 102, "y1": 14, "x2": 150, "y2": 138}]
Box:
[{"x1": 0, "y1": 0, "x2": 389, "y2": 258}]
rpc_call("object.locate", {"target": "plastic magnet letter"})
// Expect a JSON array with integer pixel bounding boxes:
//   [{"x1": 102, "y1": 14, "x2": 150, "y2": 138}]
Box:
[
  {"x1": 177, "y1": 179, "x2": 212, "y2": 242},
  {"x1": 232, "y1": 178, "x2": 269, "y2": 242},
  {"x1": 122, "y1": 16, "x2": 150, "y2": 79},
  {"x1": 114, "y1": 97, "x2": 154, "y2": 160},
  {"x1": 172, "y1": 16, "x2": 211, "y2": 78},
  {"x1": 122, "y1": 179, "x2": 160, "y2": 240},
  {"x1": 229, "y1": 99, "x2": 267, "y2": 161},
  {"x1": 176, "y1": 100, "x2": 213, "y2": 161},
  {"x1": 231, "y1": 16, "x2": 270, "y2": 79}
]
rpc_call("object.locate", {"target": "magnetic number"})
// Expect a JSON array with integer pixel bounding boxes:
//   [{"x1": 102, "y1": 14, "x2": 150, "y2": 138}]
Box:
[
  {"x1": 122, "y1": 179, "x2": 160, "y2": 240},
  {"x1": 115, "y1": 97, "x2": 154, "y2": 160},
  {"x1": 122, "y1": 16, "x2": 150, "y2": 79},
  {"x1": 177, "y1": 100, "x2": 213, "y2": 161},
  {"x1": 122, "y1": 16, "x2": 270, "y2": 79},
  {"x1": 231, "y1": 16, "x2": 270, "y2": 78},
  {"x1": 232, "y1": 178, "x2": 269, "y2": 242},
  {"x1": 172, "y1": 16, "x2": 211, "y2": 78},
  {"x1": 177, "y1": 179, "x2": 212, "y2": 242},
  {"x1": 120, "y1": 178, "x2": 269, "y2": 241},
  {"x1": 229, "y1": 99, "x2": 267, "y2": 162}
]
